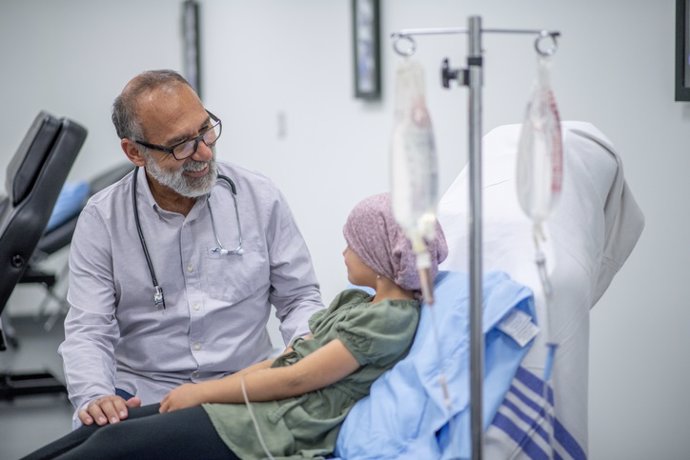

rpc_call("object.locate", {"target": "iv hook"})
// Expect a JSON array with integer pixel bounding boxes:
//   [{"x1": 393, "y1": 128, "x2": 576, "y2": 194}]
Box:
[
  {"x1": 534, "y1": 30, "x2": 559, "y2": 57},
  {"x1": 392, "y1": 33, "x2": 417, "y2": 57}
]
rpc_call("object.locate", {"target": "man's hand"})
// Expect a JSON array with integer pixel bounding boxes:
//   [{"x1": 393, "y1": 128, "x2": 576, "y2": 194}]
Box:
[
  {"x1": 79, "y1": 395, "x2": 142, "y2": 426},
  {"x1": 159, "y1": 383, "x2": 206, "y2": 413}
]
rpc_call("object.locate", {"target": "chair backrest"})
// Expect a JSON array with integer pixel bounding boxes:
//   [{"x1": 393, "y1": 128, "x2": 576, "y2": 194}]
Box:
[{"x1": 0, "y1": 111, "x2": 87, "y2": 312}]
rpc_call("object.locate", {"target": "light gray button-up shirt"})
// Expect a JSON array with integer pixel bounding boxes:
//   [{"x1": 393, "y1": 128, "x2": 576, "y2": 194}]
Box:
[{"x1": 59, "y1": 162, "x2": 323, "y2": 423}]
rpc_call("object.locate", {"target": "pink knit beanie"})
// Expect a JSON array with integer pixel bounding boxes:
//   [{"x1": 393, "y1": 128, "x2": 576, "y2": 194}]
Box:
[{"x1": 343, "y1": 193, "x2": 448, "y2": 292}]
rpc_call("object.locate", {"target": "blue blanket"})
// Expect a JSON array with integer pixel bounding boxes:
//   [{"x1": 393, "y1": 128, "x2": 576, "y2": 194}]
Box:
[{"x1": 335, "y1": 271, "x2": 535, "y2": 459}]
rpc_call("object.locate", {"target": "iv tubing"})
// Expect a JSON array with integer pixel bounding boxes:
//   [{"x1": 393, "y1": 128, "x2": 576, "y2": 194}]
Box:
[{"x1": 241, "y1": 376, "x2": 276, "y2": 460}]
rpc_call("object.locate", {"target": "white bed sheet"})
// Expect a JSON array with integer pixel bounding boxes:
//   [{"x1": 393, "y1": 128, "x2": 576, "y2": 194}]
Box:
[{"x1": 437, "y1": 121, "x2": 644, "y2": 458}]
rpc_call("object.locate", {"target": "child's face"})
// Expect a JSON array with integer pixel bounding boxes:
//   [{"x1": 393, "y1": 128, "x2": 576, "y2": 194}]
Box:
[{"x1": 343, "y1": 246, "x2": 378, "y2": 288}]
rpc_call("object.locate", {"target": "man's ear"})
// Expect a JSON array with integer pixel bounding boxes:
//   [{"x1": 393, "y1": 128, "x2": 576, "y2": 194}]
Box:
[{"x1": 121, "y1": 138, "x2": 146, "y2": 167}]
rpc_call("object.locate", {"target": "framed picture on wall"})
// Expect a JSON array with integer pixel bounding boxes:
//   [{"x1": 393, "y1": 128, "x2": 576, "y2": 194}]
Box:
[
  {"x1": 183, "y1": 0, "x2": 202, "y2": 100},
  {"x1": 676, "y1": 0, "x2": 690, "y2": 101},
  {"x1": 352, "y1": 0, "x2": 381, "y2": 100}
]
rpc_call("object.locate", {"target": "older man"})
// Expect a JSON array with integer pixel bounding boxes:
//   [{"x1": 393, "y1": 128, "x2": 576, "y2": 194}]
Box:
[{"x1": 59, "y1": 69, "x2": 323, "y2": 428}]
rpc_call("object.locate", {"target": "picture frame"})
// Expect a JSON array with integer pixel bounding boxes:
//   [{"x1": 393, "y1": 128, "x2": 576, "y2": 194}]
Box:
[
  {"x1": 352, "y1": 0, "x2": 381, "y2": 100},
  {"x1": 182, "y1": 0, "x2": 202, "y2": 99},
  {"x1": 676, "y1": 0, "x2": 690, "y2": 101}
]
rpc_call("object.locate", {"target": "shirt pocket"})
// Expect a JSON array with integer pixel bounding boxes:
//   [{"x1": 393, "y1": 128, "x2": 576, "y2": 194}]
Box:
[{"x1": 202, "y1": 239, "x2": 269, "y2": 304}]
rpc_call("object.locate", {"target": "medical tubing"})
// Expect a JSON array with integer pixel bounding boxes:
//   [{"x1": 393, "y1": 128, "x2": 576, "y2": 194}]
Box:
[
  {"x1": 241, "y1": 376, "x2": 276, "y2": 460},
  {"x1": 533, "y1": 225, "x2": 553, "y2": 298},
  {"x1": 409, "y1": 232, "x2": 454, "y2": 443},
  {"x1": 412, "y1": 240, "x2": 457, "y2": 450},
  {"x1": 411, "y1": 235, "x2": 435, "y2": 305},
  {"x1": 217, "y1": 173, "x2": 237, "y2": 194},
  {"x1": 417, "y1": 267, "x2": 434, "y2": 306},
  {"x1": 218, "y1": 174, "x2": 244, "y2": 253},
  {"x1": 426, "y1": 300, "x2": 457, "y2": 452},
  {"x1": 542, "y1": 346, "x2": 557, "y2": 460},
  {"x1": 207, "y1": 201, "x2": 227, "y2": 253},
  {"x1": 532, "y1": 227, "x2": 557, "y2": 459},
  {"x1": 132, "y1": 167, "x2": 165, "y2": 309}
]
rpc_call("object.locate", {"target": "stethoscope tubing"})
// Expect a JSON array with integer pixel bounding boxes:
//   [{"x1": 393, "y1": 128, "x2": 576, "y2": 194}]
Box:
[{"x1": 131, "y1": 166, "x2": 238, "y2": 309}]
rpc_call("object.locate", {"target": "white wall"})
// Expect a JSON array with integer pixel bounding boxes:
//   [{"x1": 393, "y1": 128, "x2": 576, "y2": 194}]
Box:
[
  {"x1": 1, "y1": 1, "x2": 688, "y2": 458},
  {"x1": 0, "y1": 0, "x2": 184, "y2": 317}
]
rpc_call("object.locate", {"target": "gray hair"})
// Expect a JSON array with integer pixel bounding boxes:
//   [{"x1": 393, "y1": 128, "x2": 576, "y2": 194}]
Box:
[{"x1": 111, "y1": 69, "x2": 192, "y2": 141}]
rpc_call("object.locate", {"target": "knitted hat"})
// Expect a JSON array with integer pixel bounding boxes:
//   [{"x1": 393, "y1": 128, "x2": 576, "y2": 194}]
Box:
[{"x1": 343, "y1": 193, "x2": 448, "y2": 292}]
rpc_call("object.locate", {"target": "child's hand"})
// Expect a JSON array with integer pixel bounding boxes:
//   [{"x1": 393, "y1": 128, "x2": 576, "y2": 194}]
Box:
[{"x1": 159, "y1": 383, "x2": 206, "y2": 413}]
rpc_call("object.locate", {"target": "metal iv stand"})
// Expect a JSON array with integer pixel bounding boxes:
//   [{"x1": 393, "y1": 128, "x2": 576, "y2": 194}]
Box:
[{"x1": 391, "y1": 16, "x2": 560, "y2": 460}]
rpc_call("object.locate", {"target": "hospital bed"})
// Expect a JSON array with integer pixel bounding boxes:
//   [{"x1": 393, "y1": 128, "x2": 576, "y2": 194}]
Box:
[{"x1": 335, "y1": 121, "x2": 644, "y2": 459}]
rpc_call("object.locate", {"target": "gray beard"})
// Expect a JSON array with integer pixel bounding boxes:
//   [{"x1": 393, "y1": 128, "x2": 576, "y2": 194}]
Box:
[{"x1": 144, "y1": 154, "x2": 218, "y2": 198}]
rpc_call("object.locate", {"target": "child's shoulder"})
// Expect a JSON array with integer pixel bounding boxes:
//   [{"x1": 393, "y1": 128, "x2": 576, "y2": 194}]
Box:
[{"x1": 330, "y1": 288, "x2": 374, "y2": 308}]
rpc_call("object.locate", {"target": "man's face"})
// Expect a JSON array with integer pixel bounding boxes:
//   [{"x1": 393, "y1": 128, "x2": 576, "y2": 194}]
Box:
[
  {"x1": 137, "y1": 84, "x2": 218, "y2": 198},
  {"x1": 143, "y1": 148, "x2": 217, "y2": 198}
]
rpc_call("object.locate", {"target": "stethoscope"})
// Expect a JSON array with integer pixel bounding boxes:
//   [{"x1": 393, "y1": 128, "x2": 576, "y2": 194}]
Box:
[{"x1": 132, "y1": 166, "x2": 243, "y2": 309}]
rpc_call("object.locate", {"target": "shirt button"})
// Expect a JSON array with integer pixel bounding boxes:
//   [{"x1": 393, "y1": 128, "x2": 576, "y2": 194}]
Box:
[
  {"x1": 193, "y1": 303, "x2": 200, "y2": 311},
  {"x1": 191, "y1": 371, "x2": 199, "y2": 378},
  {"x1": 187, "y1": 264, "x2": 194, "y2": 273},
  {"x1": 193, "y1": 342, "x2": 202, "y2": 351}
]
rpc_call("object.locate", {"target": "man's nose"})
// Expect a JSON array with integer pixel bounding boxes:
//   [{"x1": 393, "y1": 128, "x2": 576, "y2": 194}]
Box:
[{"x1": 191, "y1": 139, "x2": 213, "y2": 161}]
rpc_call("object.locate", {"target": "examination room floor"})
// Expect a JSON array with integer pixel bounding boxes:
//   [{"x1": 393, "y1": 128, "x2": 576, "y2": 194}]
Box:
[{"x1": 0, "y1": 315, "x2": 73, "y2": 460}]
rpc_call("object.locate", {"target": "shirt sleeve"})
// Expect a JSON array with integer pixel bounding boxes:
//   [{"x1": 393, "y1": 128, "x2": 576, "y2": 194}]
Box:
[
  {"x1": 59, "y1": 205, "x2": 119, "y2": 422},
  {"x1": 265, "y1": 190, "x2": 325, "y2": 345},
  {"x1": 334, "y1": 301, "x2": 420, "y2": 367}
]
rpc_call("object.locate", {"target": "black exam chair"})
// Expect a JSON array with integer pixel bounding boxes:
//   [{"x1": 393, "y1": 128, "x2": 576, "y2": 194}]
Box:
[{"x1": 0, "y1": 111, "x2": 87, "y2": 400}]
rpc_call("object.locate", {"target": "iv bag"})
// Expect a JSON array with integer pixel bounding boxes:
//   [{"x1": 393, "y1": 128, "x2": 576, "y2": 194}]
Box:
[
  {"x1": 517, "y1": 53, "x2": 563, "y2": 460},
  {"x1": 390, "y1": 59, "x2": 439, "y2": 244},
  {"x1": 390, "y1": 60, "x2": 447, "y2": 413},
  {"x1": 516, "y1": 56, "x2": 563, "y2": 225}
]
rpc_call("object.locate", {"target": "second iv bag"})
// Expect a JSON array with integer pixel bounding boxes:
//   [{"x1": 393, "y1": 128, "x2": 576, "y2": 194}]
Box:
[
  {"x1": 516, "y1": 56, "x2": 563, "y2": 226},
  {"x1": 516, "y1": 55, "x2": 563, "y2": 460},
  {"x1": 390, "y1": 59, "x2": 439, "y2": 303}
]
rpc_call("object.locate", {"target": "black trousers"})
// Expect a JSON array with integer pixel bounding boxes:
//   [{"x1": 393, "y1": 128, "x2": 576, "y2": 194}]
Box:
[{"x1": 20, "y1": 404, "x2": 240, "y2": 460}]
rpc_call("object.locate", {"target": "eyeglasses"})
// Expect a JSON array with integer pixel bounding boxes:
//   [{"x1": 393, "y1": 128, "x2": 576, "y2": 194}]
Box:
[{"x1": 134, "y1": 110, "x2": 222, "y2": 160}]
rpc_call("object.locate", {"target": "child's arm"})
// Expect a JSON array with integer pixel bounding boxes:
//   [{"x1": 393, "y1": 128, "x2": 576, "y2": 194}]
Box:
[
  {"x1": 226, "y1": 334, "x2": 314, "y2": 378},
  {"x1": 232, "y1": 358, "x2": 274, "y2": 377},
  {"x1": 159, "y1": 339, "x2": 359, "y2": 412}
]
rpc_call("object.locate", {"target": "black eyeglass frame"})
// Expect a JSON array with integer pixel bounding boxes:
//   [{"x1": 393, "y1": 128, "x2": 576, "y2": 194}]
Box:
[{"x1": 134, "y1": 110, "x2": 222, "y2": 160}]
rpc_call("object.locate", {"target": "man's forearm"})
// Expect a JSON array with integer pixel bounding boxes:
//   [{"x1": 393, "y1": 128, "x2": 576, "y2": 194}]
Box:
[{"x1": 60, "y1": 307, "x2": 119, "y2": 417}]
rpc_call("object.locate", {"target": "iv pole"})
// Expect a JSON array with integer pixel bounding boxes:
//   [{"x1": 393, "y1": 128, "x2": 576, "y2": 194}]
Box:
[{"x1": 391, "y1": 16, "x2": 560, "y2": 460}]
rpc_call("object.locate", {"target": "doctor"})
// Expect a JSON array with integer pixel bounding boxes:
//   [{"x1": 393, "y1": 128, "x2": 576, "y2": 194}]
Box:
[{"x1": 59, "y1": 69, "x2": 324, "y2": 428}]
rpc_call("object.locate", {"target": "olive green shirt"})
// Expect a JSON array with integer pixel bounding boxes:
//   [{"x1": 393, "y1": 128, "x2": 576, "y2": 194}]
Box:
[{"x1": 203, "y1": 289, "x2": 420, "y2": 459}]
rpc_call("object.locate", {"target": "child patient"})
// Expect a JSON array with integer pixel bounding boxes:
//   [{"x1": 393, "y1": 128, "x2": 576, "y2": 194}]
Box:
[{"x1": 23, "y1": 192, "x2": 447, "y2": 460}]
